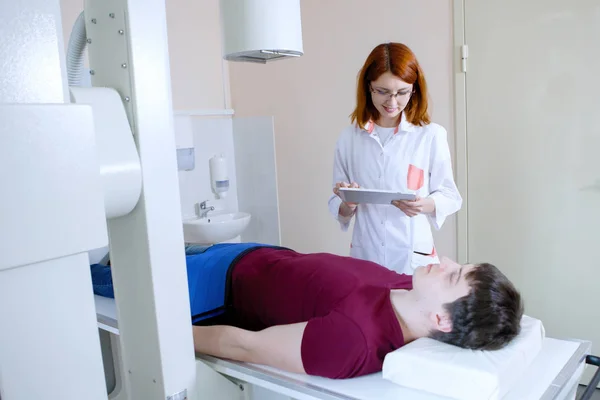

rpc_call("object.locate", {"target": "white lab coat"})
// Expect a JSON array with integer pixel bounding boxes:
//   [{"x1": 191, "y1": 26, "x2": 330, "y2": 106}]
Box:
[{"x1": 328, "y1": 113, "x2": 462, "y2": 274}]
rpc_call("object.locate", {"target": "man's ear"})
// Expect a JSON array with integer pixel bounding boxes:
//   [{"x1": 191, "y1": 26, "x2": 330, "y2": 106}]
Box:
[{"x1": 430, "y1": 311, "x2": 452, "y2": 333}]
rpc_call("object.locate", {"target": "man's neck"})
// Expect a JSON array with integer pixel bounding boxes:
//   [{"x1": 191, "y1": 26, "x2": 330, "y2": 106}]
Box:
[{"x1": 389, "y1": 289, "x2": 431, "y2": 344}]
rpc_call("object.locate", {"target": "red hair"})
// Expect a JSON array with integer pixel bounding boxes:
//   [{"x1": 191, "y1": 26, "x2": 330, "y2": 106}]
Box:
[{"x1": 350, "y1": 43, "x2": 430, "y2": 128}]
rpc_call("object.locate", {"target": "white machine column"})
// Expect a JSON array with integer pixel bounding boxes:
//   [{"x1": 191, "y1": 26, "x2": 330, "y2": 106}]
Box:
[
  {"x1": 0, "y1": 1, "x2": 109, "y2": 399},
  {"x1": 82, "y1": 0, "x2": 198, "y2": 399}
]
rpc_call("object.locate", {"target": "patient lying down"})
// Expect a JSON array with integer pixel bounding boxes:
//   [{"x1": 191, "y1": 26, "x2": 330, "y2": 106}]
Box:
[
  {"x1": 91, "y1": 243, "x2": 523, "y2": 380},
  {"x1": 189, "y1": 244, "x2": 524, "y2": 380}
]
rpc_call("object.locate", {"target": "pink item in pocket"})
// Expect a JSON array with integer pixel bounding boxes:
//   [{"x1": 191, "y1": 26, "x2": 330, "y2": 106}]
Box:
[
  {"x1": 430, "y1": 246, "x2": 437, "y2": 257},
  {"x1": 407, "y1": 164, "x2": 424, "y2": 190}
]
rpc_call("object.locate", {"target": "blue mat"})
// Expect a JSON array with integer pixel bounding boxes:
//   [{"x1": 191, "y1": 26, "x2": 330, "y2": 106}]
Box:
[{"x1": 90, "y1": 242, "x2": 276, "y2": 324}]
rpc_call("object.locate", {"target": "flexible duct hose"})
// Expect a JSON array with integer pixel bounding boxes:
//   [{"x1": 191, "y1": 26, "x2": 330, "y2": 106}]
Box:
[{"x1": 66, "y1": 11, "x2": 87, "y2": 87}]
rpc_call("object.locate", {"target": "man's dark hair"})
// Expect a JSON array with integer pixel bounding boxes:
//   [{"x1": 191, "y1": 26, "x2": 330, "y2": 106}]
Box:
[{"x1": 430, "y1": 263, "x2": 524, "y2": 350}]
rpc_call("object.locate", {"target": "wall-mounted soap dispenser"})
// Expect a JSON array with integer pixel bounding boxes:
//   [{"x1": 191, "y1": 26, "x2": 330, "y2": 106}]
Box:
[
  {"x1": 174, "y1": 115, "x2": 195, "y2": 171},
  {"x1": 209, "y1": 154, "x2": 229, "y2": 198}
]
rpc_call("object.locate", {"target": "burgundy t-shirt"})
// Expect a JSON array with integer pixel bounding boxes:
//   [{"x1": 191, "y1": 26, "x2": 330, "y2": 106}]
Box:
[{"x1": 230, "y1": 247, "x2": 413, "y2": 379}]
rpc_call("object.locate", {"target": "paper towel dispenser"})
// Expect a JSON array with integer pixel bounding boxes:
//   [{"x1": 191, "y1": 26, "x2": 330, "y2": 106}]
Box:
[{"x1": 220, "y1": 0, "x2": 304, "y2": 63}]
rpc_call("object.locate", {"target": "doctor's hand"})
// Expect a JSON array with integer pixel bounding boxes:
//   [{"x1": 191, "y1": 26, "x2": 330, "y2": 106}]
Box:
[
  {"x1": 333, "y1": 181, "x2": 360, "y2": 217},
  {"x1": 392, "y1": 196, "x2": 435, "y2": 217}
]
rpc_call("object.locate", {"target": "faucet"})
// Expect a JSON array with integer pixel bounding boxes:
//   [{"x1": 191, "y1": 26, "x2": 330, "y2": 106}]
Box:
[{"x1": 198, "y1": 200, "x2": 215, "y2": 219}]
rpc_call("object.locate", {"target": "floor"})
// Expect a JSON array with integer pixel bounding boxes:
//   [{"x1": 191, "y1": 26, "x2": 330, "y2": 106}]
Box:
[{"x1": 577, "y1": 385, "x2": 600, "y2": 400}]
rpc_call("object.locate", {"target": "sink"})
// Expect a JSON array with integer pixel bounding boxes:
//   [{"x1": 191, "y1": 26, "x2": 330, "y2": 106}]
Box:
[{"x1": 183, "y1": 211, "x2": 251, "y2": 244}]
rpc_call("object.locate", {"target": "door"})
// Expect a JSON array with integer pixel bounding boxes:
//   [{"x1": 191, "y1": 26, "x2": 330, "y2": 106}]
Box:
[{"x1": 463, "y1": 0, "x2": 600, "y2": 384}]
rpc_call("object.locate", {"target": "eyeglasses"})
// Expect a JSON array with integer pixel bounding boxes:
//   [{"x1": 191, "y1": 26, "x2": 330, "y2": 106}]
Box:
[{"x1": 370, "y1": 84, "x2": 414, "y2": 101}]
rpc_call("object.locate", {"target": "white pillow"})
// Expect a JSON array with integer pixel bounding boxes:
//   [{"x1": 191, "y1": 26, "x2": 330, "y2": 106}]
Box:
[{"x1": 382, "y1": 315, "x2": 545, "y2": 400}]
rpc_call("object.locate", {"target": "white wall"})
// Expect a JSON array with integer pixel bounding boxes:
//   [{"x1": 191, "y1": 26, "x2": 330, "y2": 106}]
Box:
[
  {"x1": 228, "y1": 0, "x2": 458, "y2": 258},
  {"x1": 60, "y1": 0, "x2": 231, "y2": 110},
  {"x1": 60, "y1": 0, "x2": 458, "y2": 259}
]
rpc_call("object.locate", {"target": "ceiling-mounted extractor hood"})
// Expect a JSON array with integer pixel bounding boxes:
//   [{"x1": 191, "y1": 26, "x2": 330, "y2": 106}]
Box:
[{"x1": 220, "y1": 0, "x2": 304, "y2": 64}]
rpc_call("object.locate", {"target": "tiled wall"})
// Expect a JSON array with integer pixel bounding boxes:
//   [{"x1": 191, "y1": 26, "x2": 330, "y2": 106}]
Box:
[
  {"x1": 233, "y1": 116, "x2": 281, "y2": 246},
  {"x1": 88, "y1": 112, "x2": 282, "y2": 261},
  {"x1": 175, "y1": 114, "x2": 281, "y2": 246},
  {"x1": 176, "y1": 115, "x2": 240, "y2": 220}
]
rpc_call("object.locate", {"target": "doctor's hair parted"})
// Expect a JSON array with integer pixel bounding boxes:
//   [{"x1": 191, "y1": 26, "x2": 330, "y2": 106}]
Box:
[
  {"x1": 351, "y1": 42, "x2": 430, "y2": 129},
  {"x1": 430, "y1": 262, "x2": 525, "y2": 351}
]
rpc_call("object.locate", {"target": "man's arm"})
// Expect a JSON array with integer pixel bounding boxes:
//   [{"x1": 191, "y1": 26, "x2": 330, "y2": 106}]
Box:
[{"x1": 192, "y1": 322, "x2": 307, "y2": 374}]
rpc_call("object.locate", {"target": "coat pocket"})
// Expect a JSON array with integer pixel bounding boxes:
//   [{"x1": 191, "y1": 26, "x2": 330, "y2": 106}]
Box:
[
  {"x1": 411, "y1": 215, "x2": 434, "y2": 255},
  {"x1": 407, "y1": 164, "x2": 424, "y2": 190}
]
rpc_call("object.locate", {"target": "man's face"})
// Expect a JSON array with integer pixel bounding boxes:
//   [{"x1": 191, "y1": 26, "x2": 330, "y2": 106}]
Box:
[{"x1": 412, "y1": 257, "x2": 478, "y2": 332}]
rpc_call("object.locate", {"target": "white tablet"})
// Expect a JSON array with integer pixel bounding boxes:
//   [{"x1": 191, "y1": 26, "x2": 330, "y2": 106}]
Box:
[{"x1": 338, "y1": 187, "x2": 417, "y2": 205}]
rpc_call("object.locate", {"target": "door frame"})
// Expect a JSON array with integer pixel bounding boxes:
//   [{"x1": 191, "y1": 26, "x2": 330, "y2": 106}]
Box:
[{"x1": 452, "y1": 0, "x2": 469, "y2": 264}]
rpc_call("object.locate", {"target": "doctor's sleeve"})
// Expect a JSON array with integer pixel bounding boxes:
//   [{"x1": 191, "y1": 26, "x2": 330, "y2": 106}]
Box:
[
  {"x1": 426, "y1": 127, "x2": 463, "y2": 230},
  {"x1": 328, "y1": 137, "x2": 353, "y2": 231}
]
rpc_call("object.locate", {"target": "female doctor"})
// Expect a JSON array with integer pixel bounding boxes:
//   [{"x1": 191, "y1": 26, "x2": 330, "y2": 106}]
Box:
[{"x1": 328, "y1": 42, "x2": 462, "y2": 274}]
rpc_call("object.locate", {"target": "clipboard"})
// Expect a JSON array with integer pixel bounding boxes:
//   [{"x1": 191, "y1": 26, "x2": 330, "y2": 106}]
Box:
[{"x1": 338, "y1": 187, "x2": 417, "y2": 205}]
